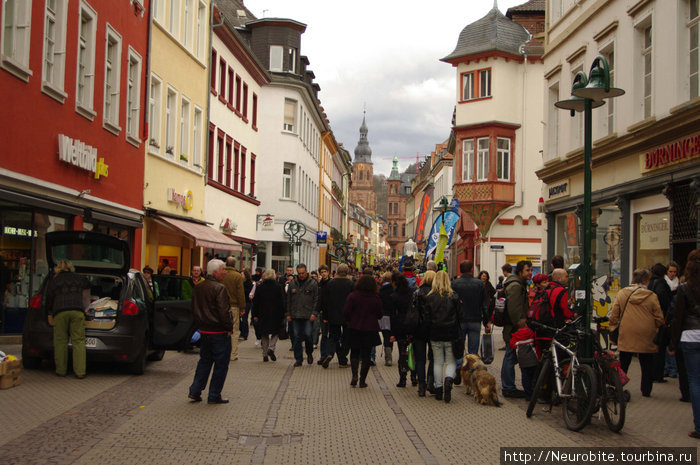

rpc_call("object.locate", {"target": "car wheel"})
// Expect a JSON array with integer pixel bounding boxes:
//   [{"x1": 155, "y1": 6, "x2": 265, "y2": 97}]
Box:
[
  {"x1": 147, "y1": 350, "x2": 165, "y2": 361},
  {"x1": 126, "y1": 342, "x2": 147, "y2": 375}
]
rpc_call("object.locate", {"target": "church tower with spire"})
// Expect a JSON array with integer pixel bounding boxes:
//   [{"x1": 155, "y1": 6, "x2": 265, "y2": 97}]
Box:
[{"x1": 348, "y1": 113, "x2": 377, "y2": 215}]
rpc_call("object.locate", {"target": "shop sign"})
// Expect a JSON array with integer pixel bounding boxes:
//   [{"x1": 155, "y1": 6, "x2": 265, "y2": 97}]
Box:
[
  {"x1": 58, "y1": 134, "x2": 109, "y2": 180},
  {"x1": 261, "y1": 215, "x2": 274, "y2": 231},
  {"x1": 316, "y1": 232, "x2": 327, "y2": 245},
  {"x1": 639, "y1": 212, "x2": 669, "y2": 250},
  {"x1": 3, "y1": 226, "x2": 37, "y2": 237},
  {"x1": 641, "y1": 133, "x2": 700, "y2": 173},
  {"x1": 547, "y1": 179, "x2": 570, "y2": 201},
  {"x1": 167, "y1": 188, "x2": 193, "y2": 210},
  {"x1": 220, "y1": 218, "x2": 237, "y2": 234}
]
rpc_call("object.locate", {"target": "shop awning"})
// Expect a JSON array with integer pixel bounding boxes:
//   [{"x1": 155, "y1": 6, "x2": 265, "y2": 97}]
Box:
[{"x1": 156, "y1": 216, "x2": 242, "y2": 252}]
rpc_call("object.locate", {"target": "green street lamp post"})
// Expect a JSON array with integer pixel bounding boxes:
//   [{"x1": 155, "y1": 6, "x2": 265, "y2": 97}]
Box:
[
  {"x1": 555, "y1": 56, "x2": 624, "y2": 361},
  {"x1": 284, "y1": 220, "x2": 306, "y2": 267}
]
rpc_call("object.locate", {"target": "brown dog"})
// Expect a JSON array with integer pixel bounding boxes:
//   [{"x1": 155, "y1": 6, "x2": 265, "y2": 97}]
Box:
[{"x1": 461, "y1": 353, "x2": 501, "y2": 407}]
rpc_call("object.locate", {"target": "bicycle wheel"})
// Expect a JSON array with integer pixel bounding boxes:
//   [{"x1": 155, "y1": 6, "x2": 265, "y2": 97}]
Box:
[
  {"x1": 601, "y1": 365, "x2": 626, "y2": 432},
  {"x1": 562, "y1": 363, "x2": 597, "y2": 431},
  {"x1": 527, "y1": 358, "x2": 551, "y2": 418}
]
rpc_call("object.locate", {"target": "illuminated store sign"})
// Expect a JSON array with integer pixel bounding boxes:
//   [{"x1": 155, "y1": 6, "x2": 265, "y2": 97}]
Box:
[
  {"x1": 3, "y1": 226, "x2": 37, "y2": 237},
  {"x1": 58, "y1": 134, "x2": 109, "y2": 179},
  {"x1": 167, "y1": 188, "x2": 193, "y2": 210}
]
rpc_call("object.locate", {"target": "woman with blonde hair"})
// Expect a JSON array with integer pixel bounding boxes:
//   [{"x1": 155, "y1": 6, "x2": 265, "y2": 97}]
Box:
[
  {"x1": 412, "y1": 270, "x2": 436, "y2": 397},
  {"x1": 45, "y1": 259, "x2": 91, "y2": 378},
  {"x1": 424, "y1": 270, "x2": 461, "y2": 402},
  {"x1": 252, "y1": 269, "x2": 286, "y2": 362}
]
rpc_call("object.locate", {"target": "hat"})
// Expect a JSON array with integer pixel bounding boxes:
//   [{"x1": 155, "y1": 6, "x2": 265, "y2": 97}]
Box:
[{"x1": 532, "y1": 273, "x2": 549, "y2": 284}]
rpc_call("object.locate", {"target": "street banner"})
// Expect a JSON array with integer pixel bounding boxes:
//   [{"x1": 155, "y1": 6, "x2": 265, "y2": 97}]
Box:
[
  {"x1": 414, "y1": 188, "x2": 434, "y2": 243},
  {"x1": 425, "y1": 199, "x2": 460, "y2": 257}
]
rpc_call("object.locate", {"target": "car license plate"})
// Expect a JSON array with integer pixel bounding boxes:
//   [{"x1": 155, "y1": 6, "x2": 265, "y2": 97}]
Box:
[{"x1": 85, "y1": 337, "x2": 98, "y2": 348}]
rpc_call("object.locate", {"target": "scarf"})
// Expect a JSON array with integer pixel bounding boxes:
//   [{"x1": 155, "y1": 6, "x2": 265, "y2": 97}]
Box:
[{"x1": 665, "y1": 275, "x2": 679, "y2": 292}]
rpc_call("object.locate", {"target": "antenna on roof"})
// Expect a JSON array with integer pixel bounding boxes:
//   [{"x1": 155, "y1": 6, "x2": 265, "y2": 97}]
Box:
[{"x1": 493, "y1": 0, "x2": 499, "y2": 10}]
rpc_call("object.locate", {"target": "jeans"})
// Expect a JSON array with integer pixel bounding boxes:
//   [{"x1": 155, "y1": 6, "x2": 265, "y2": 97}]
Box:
[
  {"x1": 681, "y1": 342, "x2": 700, "y2": 434},
  {"x1": 464, "y1": 321, "x2": 482, "y2": 355},
  {"x1": 620, "y1": 351, "x2": 653, "y2": 396},
  {"x1": 413, "y1": 337, "x2": 429, "y2": 384},
  {"x1": 312, "y1": 316, "x2": 321, "y2": 346},
  {"x1": 292, "y1": 319, "x2": 313, "y2": 362},
  {"x1": 665, "y1": 350, "x2": 678, "y2": 377},
  {"x1": 321, "y1": 324, "x2": 348, "y2": 364},
  {"x1": 53, "y1": 310, "x2": 86, "y2": 377},
  {"x1": 500, "y1": 346, "x2": 517, "y2": 392},
  {"x1": 430, "y1": 340, "x2": 456, "y2": 388},
  {"x1": 240, "y1": 302, "x2": 252, "y2": 340},
  {"x1": 677, "y1": 347, "x2": 690, "y2": 401},
  {"x1": 189, "y1": 333, "x2": 231, "y2": 402}
]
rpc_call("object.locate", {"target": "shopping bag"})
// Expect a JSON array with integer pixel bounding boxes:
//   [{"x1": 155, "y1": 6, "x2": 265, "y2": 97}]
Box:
[
  {"x1": 480, "y1": 331, "x2": 494, "y2": 365},
  {"x1": 407, "y1": 343, "x2": 415, "y2": 371}
]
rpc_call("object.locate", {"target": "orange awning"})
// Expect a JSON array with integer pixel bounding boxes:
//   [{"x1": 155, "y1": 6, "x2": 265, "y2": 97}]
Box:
[{"x1": 155, "y1": 216, "x2": 242, "y2": 252}]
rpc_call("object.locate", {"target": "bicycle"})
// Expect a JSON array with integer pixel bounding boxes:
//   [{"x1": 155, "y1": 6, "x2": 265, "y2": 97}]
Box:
[
  {"x1": 590, "y1": 315, "x2": 626, "y2": 432},
  {"x1": 526, "y1": 317, "x2": 597, "y2": 432}
]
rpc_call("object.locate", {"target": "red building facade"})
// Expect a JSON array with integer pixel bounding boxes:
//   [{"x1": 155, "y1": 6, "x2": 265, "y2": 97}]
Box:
[{"x1": 0, "y1": 1, "x2": 150, "y2": 333}]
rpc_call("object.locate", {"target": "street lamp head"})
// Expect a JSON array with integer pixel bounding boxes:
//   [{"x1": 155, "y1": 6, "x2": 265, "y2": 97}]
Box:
[
  {"x1": 573, "y1": 55, "x2": 625, "y2": 101},
  {"x1": 554, "y1": 71, "x2": 605, "y2": 116}
]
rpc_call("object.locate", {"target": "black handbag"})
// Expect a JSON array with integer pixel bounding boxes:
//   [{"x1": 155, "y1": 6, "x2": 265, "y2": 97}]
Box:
[{"x1": 278, "y1": 319, "x2": 289, "y2": 340}]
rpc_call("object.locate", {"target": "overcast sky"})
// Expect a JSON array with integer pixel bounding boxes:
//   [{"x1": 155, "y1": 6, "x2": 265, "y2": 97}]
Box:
[{"x1": 246, "y1": 0, "x2": 529, "y2": 176}]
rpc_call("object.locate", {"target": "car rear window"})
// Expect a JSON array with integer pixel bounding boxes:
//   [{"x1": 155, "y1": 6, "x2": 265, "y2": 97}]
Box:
[{"x1": 52, "y1": 243, "x2": 125, "y2": 269}]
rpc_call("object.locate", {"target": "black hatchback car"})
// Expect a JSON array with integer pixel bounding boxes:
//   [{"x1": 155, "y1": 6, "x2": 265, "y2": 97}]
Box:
[{"x1": 22, "y1": 231, "x2": 195, "y2": 374}]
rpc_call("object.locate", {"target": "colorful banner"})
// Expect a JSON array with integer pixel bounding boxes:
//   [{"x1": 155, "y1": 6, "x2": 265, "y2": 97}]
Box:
[
  {"x1": 414, "y1": 188, "x2": 434, "y2": 243},
  {"x1": 425, "y1": 199, "x2": 460, "y2": 258}
]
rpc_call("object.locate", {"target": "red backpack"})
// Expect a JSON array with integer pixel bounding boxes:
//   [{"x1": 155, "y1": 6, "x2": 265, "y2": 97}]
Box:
[{"x1": 528, "y1": 286, "x2": 566, "y2": 328}]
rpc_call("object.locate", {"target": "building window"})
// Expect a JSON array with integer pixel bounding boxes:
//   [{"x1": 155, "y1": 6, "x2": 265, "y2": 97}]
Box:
[
  {"x1": 42, "y1": 0, "x2": 68, "y2": 98},
  {"x1": 183, "y1": 0, "x2": 192, "y2": 49},
  {"x1": 462, "y1": 139, "x2": 474, "y2": 182},
  {"x1": 235, "y1": 75, "x2": 242, "y2": 112},
  {"x1": 227, "y1": 67, "x2": 234, "y2": 105},
  {"x1": 225, "y1": 137, "x2": 233, "y2": 187},
  {"x1": 497, "y1": 138, "x2": 510, "y2": 181},
  {"x1": 149, "y1": 74, "x2": 162, "y2": 150},
  {"x1": 461, "y1": 68, "x2": 491, "y2": 101},
  {"x1": 1, "y1": 0, "x2": 33, "y2": 79},
  {"x1": 250, "y1": 154, "x2": 256, "y2": 196},
  {"x1": 168, "y1": 0, "x2": 179, "y2": 39},
  {"x1": 288, "y1": 47, "x2": 296, "y2": 73},
  {"x1": 196, "y1": 1, "x2": 205, "y2": 59},
  {"x1": 242, "y1": 83, "x2": 248, "y2": 118},
  {"x1": 233, "y1": 143, "x2": 240, "y2": 191},
  {"x1": 546, "y1": 82, "x2": 559, "y2": 161},
  {"x1": 207, "y1": 123, "x2": 215, "y2": 179},
  {"x1": 643, "y1": 25, "x2": 652, "y2": 118},
  {"x1": 193, "y1": 106, "x2": 202, "y2": 167},
  {"x1": 570, "y1": 65, "x2": 583, "y2": 150},
  {"x1": 76, "y1": 2, "x2": 97, "y2": 116},
  {"x1": 282, "y1": 163, "x2": 294, "y2": 199},
  {"x1": 598, "y1": 44, "x2": 616, "y2": 136},
  {"x1": 477, "y1": 137, "x2": 489, "y2": 181},
  {"x1": 103, "y1": 26, "x2": 122, "y2": 131},
  {"x1": 284, "y1": 98, "x2": 297, "y2": 132},
  {"x1": 165, "y1": 87, "x2": 177, "y2": 156},
  {"x1": 218, "y1": 57, "x2": 225, "y2": 96},
  {"x1": 217, "y1": 130, "x2": 225, "y2": 183},
  {"x1": 179, "y1": 97, "x2": 189, "y2": 163},
  {"x1": 636, "y1": 18, "x2": 653, "y2": 119},
  {"x1": 270, "y1": 45, "x2": 283, "y2": 72},
  {"x1": 153, "y1": 0, "x2": 164, "y2": 24},
  {"x1": 210, "y1": 49, "x2": 216, "y2": 93},
  {"x1": 126, "y1": 49, "x2": 142, "y2": 143},
  {"x1": 252, "y1": 93, "x2": 258, "y2": 129},
  {"x1": 479, "y1": 69, "x2": 491, "y2": 98},
  {"x1": 240, "y1": 147, "x2": 246, "y2": 191},
  {"x1": 689, "y1": 0, "x2": 699, "y2": 99}
]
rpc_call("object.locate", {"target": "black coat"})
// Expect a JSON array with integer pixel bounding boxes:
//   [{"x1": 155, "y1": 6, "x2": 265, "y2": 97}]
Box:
[
  {"x1": 379, "y1": 283, "x2": 393, "y2": 317},
  {"x1": 319, "y1": 277, "x2": 355, "y2": 325},
  {"x1": 451, "y1": 274, "x2": 488, "y2": 324},
  {"x1": 390, "y1": 290, "x2": 412, "y2": 338},
  {"x1": 251, "y1": 280, "x2": 286, "y2": 335},
  {"x1": 424, "y1": 292, "x2": 461, "y2": 341},
  {"x1": 411, "y1": 283, "x2": 432, "y2": 340},
  {"x1": 649, "y1": 274, "x2": 673, "y2": 318}
]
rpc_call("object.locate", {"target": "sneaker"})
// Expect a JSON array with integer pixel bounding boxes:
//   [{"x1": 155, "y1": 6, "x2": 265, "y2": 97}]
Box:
[
  {"x1": 294, "y1": 361, "x2": 303, "y2": 367},
  {"x1": 503, "y1": 389, "x2": 526, "y2": 399},
  {"x1": 267, "y1": 350, "x2": 277, "y2": 361},
  {"x1": 307, "y1": 354, "x2": 314, "y2": 365},
  {"x1": 321, "y1": 355, "x2": 333, "y2": 369}
]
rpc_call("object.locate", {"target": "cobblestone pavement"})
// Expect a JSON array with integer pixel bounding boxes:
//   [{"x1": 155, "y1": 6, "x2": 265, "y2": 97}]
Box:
[{"x1": 0, "y1": 329, "x2": 698, "y2": 465}]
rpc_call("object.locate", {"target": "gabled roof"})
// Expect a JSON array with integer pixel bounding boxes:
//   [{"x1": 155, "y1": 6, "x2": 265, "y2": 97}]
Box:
[
  {"x1": 215, "y1": 0, "x2": 256, "y2": 28},
  {"x1": 506, "y1": 0, "x2": 545, "y2": 17},
  {"x1": 440, "y1": 6, "x2": 530, "y2": 63}
]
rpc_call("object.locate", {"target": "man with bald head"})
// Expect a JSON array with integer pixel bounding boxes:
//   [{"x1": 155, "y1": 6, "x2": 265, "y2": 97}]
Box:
[{"x1": 546, "y1": 268, "x2": 575, "y2": 328}]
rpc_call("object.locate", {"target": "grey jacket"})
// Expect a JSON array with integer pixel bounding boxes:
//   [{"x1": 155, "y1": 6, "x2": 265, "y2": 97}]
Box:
[{"x1": 286, "y1": 276, "x2": 319, "y2": 319}]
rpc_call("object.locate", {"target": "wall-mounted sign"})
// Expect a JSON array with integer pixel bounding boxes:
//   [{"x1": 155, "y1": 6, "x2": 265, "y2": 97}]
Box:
[
  {"x1": 58, "y1": 134, "x2": 109, "y2": 179},
  {"x1": 316, "y1": 231, "x2": 327, "y2": 245},
  {"x1": 3, "y1": 226, "x2": 37, "y2": 237},
  {"x1": 639, "y1": 211, "x2": 669, "y2": 250},
  {"x1": 167, "y1": 188, "x2": 193, "y2": 210},
  {"x1": 261, "y1": 215, "x2": 274, "y2": 231},
  {"x1": 641, "y1": 133, "x2": 700, "y2": 173},
  {"x1": 220, "y1": 218, "x2": 237, "y2": 234},
  {"x1": 547, "y1": 179, "x2": 570, "y2": 201}
]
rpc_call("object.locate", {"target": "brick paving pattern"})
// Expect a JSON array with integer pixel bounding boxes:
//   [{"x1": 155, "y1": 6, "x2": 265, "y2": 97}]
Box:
[{"x1": 0, "y1": 330, "x2": 698, "y2": 465}]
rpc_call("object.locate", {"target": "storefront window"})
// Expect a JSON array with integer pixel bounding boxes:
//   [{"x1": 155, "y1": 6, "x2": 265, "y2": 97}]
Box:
[
  {"x1": 555, "y1": 211, "x2": 580, "y2": 268},
  {"x1": 634, "y1": 209, "x2": 670, "y2": 269},
  {"x1": 592, "y1": 205, "x2": 622, "y2": 318}
]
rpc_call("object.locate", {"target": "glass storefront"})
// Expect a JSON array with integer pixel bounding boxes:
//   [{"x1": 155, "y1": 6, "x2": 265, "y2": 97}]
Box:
[{"x1": 634, "y1": 209, "x2": 670, "y2": 269}]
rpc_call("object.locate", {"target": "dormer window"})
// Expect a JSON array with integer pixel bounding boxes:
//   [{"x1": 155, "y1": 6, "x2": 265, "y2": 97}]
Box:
[
  {"x1": 270, "y1": 45, "x2": 283, "y2": 72},
  {"x1": 288, "y1": 47, "x2": 296, "y2": 73}
]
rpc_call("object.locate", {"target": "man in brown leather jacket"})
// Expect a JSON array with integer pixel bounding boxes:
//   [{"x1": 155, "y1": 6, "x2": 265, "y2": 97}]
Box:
[
  {"x1": 223, "y1": 256, "x2": 246, "y2": 361},
  {"x1": 188, "y1": 259, "x2": 233, "y2": 404}
]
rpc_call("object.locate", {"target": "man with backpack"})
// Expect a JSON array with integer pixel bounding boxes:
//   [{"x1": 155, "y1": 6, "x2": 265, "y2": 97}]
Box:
[{"x1": 500, "y1": 260, "x2": 532, "y2": 398}]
